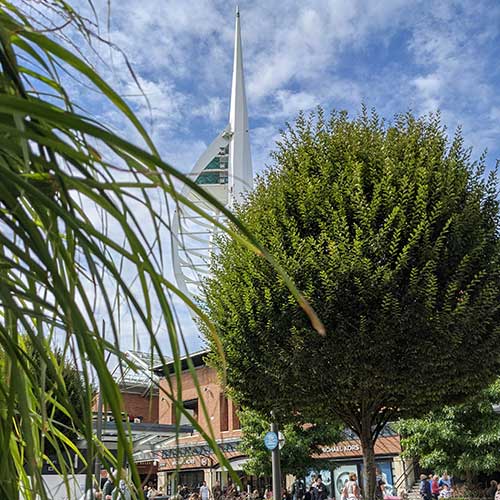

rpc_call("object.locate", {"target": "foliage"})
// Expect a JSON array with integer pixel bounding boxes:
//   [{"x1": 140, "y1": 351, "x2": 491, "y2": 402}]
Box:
[
  {"x1": 238, "y1": 408, "x2": 343, "y2": 478},
  {"x1": 27, "y1": 340, "x2": 89, "y2": 452},
  {"x1": 0, "y1": 338, "x2": 88, "y2": 457},
  {"x1": 0, "y1": 2, "x2": 312, "y2": 498},
  {"x1": 204, "y1": 108, "x2": 500, "y2": 499},
  {"x1": 397, "y1": 379, "x2": 500, "y2": 478}
]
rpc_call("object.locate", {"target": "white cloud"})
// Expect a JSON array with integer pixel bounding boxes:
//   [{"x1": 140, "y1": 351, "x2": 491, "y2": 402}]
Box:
[
  {"x1": 30, "y1": 0, "x2": 500, "y2": 355},
  {"x1": 192, "y1": 96, "x2": 225, "y2": 123},
  {"x1": 412, "y1": 74, "x2": 443, "y2": 114}
]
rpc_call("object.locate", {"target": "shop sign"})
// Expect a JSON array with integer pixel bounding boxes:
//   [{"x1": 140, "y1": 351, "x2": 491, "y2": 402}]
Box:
[
  {"x1": 172, "y1": 457, "x2": 197, "y2": 467},
  {"x1": 321, "y1": 444, "x2": 360, "y2": 453}
]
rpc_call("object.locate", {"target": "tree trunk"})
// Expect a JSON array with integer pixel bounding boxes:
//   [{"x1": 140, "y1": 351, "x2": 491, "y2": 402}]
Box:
[
  {"x1": 465, "y1": 470, "x2": 474, "y2": 485},
  {"x1": 360, "y1": 426, "x2": 377, "y2": 500}
]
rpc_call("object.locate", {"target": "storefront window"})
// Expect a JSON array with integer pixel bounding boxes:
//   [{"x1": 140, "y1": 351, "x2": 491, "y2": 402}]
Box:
[{"x1": 220, "y1": 394, "x2": 229, "y2": 431}]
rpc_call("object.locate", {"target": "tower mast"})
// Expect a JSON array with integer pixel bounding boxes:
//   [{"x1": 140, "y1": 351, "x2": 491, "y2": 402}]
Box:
[
  {"x1": 228, "y1": 6, "x2": 253, "y2": 205},
  {"x1": 171, "y1": 8, "x2": 253, "y2": 299}
]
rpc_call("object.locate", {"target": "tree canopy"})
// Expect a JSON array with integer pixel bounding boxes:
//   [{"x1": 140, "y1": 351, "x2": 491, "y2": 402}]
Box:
[
  {"x1": 397, "y1": 378, "x2": 500, "y2": 480},
  {"x1": 204, "y1": 108, "x2": 500, "y2": 498},
  {"x1": 238, "y1": 408, "x2": 343, "y2": 478}
]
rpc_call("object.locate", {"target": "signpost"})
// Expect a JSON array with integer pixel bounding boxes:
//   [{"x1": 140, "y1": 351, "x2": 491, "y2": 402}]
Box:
[
  {"x1": 264, "y1": 431, "x2": 279, "y2": 451},
  {"x1": 266, "y1": 414, "x2": 283, "y2": 500}
]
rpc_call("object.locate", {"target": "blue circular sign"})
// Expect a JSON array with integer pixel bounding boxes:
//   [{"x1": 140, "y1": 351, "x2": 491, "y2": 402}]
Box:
[{"x1": 264, "y1": 431, "x2": 279, "y2": 450}]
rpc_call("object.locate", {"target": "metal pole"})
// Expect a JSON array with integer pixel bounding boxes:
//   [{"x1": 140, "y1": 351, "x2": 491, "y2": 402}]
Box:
[
  {"x1": 94, "y1": 390, "x2": 103, "y2": 487},
  {"x1": 271, "y1": 419, "x2": 281, "y2": 500}
]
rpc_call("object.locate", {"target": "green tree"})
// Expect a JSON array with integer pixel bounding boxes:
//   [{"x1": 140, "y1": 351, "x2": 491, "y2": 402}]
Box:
[
  {"x1": 26, "y1": 342, "x2": 89, "y2": 453},
  {"x1": 0, "y1": 339, "x2": 87, "y2": 455},
  {"x1": 203, "y1": 109, "x2": 500, "y2": 499},
  {"x1": 238, "y1": 408, "x2": 343, "y2": 478},
  {"x1": 397, "y1": 379, "x2": 500, "y2": 482}
]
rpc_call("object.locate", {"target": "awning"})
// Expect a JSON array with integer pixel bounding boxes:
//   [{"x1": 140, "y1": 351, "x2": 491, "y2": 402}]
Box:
[
  {"x1": 92, "y1": 422, "x2": 193, "y2": 455},
  {"x1": 213, "y1": 457, "x2": 248, "y2": 472}
]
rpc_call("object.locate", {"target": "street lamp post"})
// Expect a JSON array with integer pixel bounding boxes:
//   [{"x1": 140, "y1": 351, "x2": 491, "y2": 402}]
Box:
[{"x1": 270, "y1": 415, "x2": 282, "y2": 500}]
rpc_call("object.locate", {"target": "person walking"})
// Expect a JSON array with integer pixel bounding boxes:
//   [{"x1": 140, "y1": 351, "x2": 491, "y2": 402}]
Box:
[
  {"x1": 201, "y1": 481, "x2": 211, "y2": 500},
  {"x1": 419, "y1": 474, "x2": 431, "y2": 500},
  {"x1": 112, "y1": 479, "x2": 132, "y2": 500},
  {"x1": 431, "y1": 476, "x2": 440, "y2": 500},
  {"x1": 313, "y1": 477, "x2": 329, "y2": 500},
  {"x1": 102, "y1": 470, "x2": 115, "y2": 500},
  {"x1": 494, "y1": 483, "x2": 500, "y2": 500},
  {"x1": 342, "y1": 473, "x2": 361, "y2": 500},
  {"x1": 485, "y1": 481, "x2": 498, "y2": 499},
  {"x1": 213, "y1": 481, "x2": 222, "y2": 500},
  {"x1": 438, "y1": 474, "x2": 451, "y2": 491},
  {"x1": 375, "y1": 479, "x2": 385, "y2": 500}
]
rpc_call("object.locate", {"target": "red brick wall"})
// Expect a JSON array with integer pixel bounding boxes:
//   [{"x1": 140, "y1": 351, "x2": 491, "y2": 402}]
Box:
[
  {"x1": 159, "y1": 365, "x2": 242, "y2": 444},
  {"x1": 121, "y1": 393, "x2": 159, "y2": 424},
  {"x1": 92, "y1": 392, "x2": 159, "y2": 424}
]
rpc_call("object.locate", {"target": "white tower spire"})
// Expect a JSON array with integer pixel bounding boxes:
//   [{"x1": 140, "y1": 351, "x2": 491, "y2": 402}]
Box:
[
  {"x1": 229, "y1": 6, "x2": 253, "y2": 204},
  {"x1": 171, "y1": 8, "x2": 253, "y2": 299}
]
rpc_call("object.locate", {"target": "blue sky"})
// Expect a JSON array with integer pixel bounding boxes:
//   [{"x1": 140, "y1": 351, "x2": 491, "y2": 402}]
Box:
[
  {"x1": 39, "y1": 0, "x2": 500, "y2": 353},
  {"x1": 70, "y1": 0, "x2": 500, "y2": 175}
]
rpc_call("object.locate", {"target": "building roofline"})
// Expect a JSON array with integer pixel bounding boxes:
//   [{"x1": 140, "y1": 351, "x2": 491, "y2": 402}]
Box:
[{"x1": 153, "y1": 348, "x2": 210, "y2": 375}]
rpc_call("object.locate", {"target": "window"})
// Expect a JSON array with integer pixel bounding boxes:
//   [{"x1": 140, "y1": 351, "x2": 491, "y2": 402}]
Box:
[
  {"x1": 232, "y1": 402, "x2": 241, "y2": 430},
  {"x1": 179, "y1": 398, "x2": 198, "y2": 425},
  {"x1": 170, "y1": 403, "x2": 176, "y2": 424},
  {"x1": 220, "y1": 394, "x2": 229, "y2": 431}
]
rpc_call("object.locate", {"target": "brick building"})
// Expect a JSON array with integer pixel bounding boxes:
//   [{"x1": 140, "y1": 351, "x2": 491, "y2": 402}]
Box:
[
  {"x1": 156, "y1": 350, "x2": 247, "y2": 494},
  {"x1": 154, "y1": 351, "x2": 414, "y2": 499},
  {"x1": 92, "y1": 351, "x2": 167, "y2": 484}
]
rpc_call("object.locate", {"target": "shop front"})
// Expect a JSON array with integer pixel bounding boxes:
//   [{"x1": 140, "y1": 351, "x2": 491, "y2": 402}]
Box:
[
  {"x1": 308, "y1": 434, "x2": 409, "y2": 500},
  {"x1": 158, "y1": 441, "x2": 257, "y2": 495}
]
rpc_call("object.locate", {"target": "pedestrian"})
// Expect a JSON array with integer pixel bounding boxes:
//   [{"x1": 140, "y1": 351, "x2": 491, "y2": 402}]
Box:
[
  {"x1": 213, "y1": 481, "x2": 222, "y2": 500},
  {"x1": 438, "y1": 474, "x2": 451, "y2": 491},
  {"x1": 201, "y1": 481, "x2": 211, "y2": 500},
  {"x1": 419, "y1": 474, "x2": 431, "y2": 500},
  {"x1": 486, "y1": 481, "x2": 498, "y2": 499},
  {"x1": 495, "y1": 483, "x2": 500, "y2": 500},
  {"x1": 147, "y1": 483, "x2": 160, "y2": 498},
  {"x1": 313, "y1": 476, "x2": 329, "y2": 500},
  {"x1": 438, "y1": 485, "x2": 451, "y2": 499},
  {"x1": 341, "y1": 473, "x2": 361, "y2": 500},
  {"x1": 102, "y1": 470, "x2": 115, "y2": 500},
  {"x1": 112, "y1": 479, "x2": 132, "y2": 500},
  {"x1": 431, "y1": 476, "x2": 440, "y2": 500},
  {"x1": 375, "y1": 479, "x2": 385, "y2": 500},
  {"x1": 293, "y1": 479, "x2": 305, "y2": 500},
  {"x1": 304, "y1": 485, "x2": 313, "y2": 500},
  {"x1": 79, "y1": 488, "x2": 102, "y2": 500},
  {"x1": 264, "y1": 486, "x2": 272, "y2": 500}
]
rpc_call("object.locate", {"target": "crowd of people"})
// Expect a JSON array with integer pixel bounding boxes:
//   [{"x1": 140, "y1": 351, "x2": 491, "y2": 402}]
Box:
[
  {"x1": 419, "y1": 473, "x2": 454, "y2": 500},
  {"x1": 78, "y1": 470, "x2": 168, "y2": 500},
  {"x1": 419, "y1": 473, "x2": 500, "y2": 500},
  {"x1": 78, "y1": 472, "x2": 500, "y2": 500}
]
